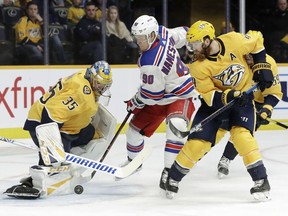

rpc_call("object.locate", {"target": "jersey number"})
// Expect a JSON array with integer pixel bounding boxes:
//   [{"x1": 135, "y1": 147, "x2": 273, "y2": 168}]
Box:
[
  {"x1": 176, "y1": 57, "x2": 189, "y2": 77},
  {"x1": 40, "y1": 81, "x2": 79, "y2": 111},
  {"x1": 143, "y1": 74, "x2": 154, "y2": 84},
  {"x1": 62, "y1": 96, "x2": 79, "y2": 110},
  {"x1": 40, "y1": 81, "x2": 63, "y2": 104}
]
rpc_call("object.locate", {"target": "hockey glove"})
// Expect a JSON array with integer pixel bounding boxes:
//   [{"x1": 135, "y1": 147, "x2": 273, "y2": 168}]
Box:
[
  {"x1": 221, "y1": 89, "x2": 249, "y2": 107},
  {"x1": 126, "y1": 94, "x2": 145, "y2": 114},
  {"x1": 252, "y1": 63, "x2": 274, "y2": 92},
  {"x1": 257, "y1": 104, "x2": 273, "y2": 125}
]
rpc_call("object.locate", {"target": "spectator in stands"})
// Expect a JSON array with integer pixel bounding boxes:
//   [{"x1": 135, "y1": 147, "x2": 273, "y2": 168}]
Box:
[
  {"x1": 92, "y1": 0, "x2": 102, "y2": 21},
  {"x1": 0, "y1": 0, "x2": 14, "y2": 6},
  {"x1": 106, "y1": 5, "x2": 138, "y2": 64},
  {"x1": 15, "y1": 1, "x2": 66, "y2": 65},
  {"x1": 67, "y1": 0, "x2": 85, "y2": 27},
  {"x1": 51, "y1": 0, "x2": 65, "y2": 7},
  {"x1": 50, "y1": 1, "x2": 68, "y2": 26},
  {"x1": 14, "y1": 0, "x2": 30, "y2": 10},
  {"x1": 219, "y1": 21, "x2": 235, "y2": 35},
  {"x1": 264, "y1": 0, "x2": 288, "y2": 62},
  {"x1": 74, "y1": 1, "x2": 102, "y2": 64}
]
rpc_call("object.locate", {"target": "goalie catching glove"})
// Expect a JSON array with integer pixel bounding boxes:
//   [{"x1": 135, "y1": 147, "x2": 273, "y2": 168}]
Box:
[
  {"x1": 252, "y1": 62, "x2": 274, "y2": 92},
  {"x1": 257, "y1": 104, "x2": 273, "y2": 125},
  {"x1": 125, "y1": 94, "x2": 145, "y2": 114},
  {"x1": 221, "y1": 89, "x2": 249, "y2": 107}
]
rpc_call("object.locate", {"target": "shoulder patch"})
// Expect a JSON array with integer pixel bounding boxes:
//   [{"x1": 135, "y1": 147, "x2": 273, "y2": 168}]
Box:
[{"x1": 83, "y1": 85, "x2": 91, "y2": 94}]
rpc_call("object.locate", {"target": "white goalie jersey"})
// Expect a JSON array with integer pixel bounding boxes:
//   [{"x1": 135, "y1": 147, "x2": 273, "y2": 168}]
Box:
[{"x1": 137, "y1": 25, "x2": 197, "y2": 106}]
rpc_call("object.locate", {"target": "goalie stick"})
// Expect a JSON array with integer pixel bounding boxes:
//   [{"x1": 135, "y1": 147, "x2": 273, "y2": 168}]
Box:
[
  {"x1": 266, "y1": 118, "x2": 288, "y2": 129},
  {"x1": 0, "y1": 136, "x2": 151, "y2": 179},
  {"x1": 169, "y1": 84, "x2": 259, "y2": 138}
]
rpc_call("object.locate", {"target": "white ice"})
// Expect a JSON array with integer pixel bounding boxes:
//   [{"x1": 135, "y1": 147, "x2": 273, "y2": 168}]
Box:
[{"x1": 0, "y1": 130, "x2": 287, "y2": 216}]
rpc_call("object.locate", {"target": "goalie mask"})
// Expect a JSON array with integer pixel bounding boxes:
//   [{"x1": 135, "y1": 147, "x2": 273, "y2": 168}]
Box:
[
  {"x1": 85, "y1": 61, "x2": 112, "y2": 98},
  {"x1": 131, "y1": 15, "x2": 159, "y2": 51},
  {"x1": 186, "y1": 20, "x2": 215, "y2": 53}
]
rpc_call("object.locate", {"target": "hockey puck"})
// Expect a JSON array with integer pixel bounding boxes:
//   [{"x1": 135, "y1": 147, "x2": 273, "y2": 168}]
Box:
[{"x1": 74, "y1": 185, "x2": 84, "y2": 194}]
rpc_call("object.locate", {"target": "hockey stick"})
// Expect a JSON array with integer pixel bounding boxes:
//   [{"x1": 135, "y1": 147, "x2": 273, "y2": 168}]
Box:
[
  {"x1": 91, "y1": 112, "x2": 132, "y2": 178},
  {"x1": 169, "y1": 84, "x2": 259, "y2": 138},
  {"x1": 0, "y1": 136, "x2": 151, "y2": 179},
  {"x1": 266, "y1": 118, "x2": 288, "y2": 129}
]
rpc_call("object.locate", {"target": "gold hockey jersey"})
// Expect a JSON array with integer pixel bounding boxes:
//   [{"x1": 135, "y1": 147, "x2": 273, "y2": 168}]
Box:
[
  {"x1": 253, "y1": 54, "x2": 283, "y2": 105},
  {"x1": 15, "y1": 16, "x2": 42, "y2": 44},
  {"x1": 24, "y1": 70, "x2": 98, "y2": 135},
  {"x1": 189, "y1": 31, "x2": 266, "y2": 107}
]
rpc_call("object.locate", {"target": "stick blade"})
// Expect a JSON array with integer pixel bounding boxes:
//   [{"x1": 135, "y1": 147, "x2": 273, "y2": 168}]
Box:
[{"x1": 114, "y1": 144, "x2": 152, "y2": 178}]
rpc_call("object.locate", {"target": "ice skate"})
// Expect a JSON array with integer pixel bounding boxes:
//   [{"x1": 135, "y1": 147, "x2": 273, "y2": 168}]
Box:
[
  {"x1": 115, "y1": 157, "x2": 142, "y2": 181},
  {"x1": 164, "y1": 176, "x2": 179, "y2": 199},
  {"x1": 217, "y1": 156, "x2": 230, "y2": 179},
  {"x1": 159, "y1": 168, "x2": 170, "y2": 190},
  {"x1": 250, "y1": 178, "x2": 271, "y2": 201},
  {"x1": 4, "y1": 177, "x2": 41, "y2": 199}
]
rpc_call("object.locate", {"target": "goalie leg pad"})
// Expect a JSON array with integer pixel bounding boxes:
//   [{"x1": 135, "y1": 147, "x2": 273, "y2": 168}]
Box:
[
  {"x1": 30, "y1": 165, "x2": 74, "y2": 197},
  {"x1": 36, "y1": 122, "x2": 65, "y2": 166},
  {"x1": 70, "y1": 138, "x2": 109, "y2": 176}
]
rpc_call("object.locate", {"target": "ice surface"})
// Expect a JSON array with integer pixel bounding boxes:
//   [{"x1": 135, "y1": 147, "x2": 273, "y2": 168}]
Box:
[{"x1": 0, "y1": 130, "x2": 287, "y2": 216}]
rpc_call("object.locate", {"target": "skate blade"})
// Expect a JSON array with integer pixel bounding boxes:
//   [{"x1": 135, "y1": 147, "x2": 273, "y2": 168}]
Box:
[
  {"x1": 4, "y1": 192, "x2": 40, "y2": 199},
  {"x1": 217, "y1": 172, "x2": 226, "y2": 179},
  {"x1": 159, "y1": 188, "x2": 166, "y2": 197},
  {"x1": 165, "y1": 191, "x2": 175, "y2": 199},
  {"x1": 252, "y1": 191, "x2": 271, "y2": 201}
]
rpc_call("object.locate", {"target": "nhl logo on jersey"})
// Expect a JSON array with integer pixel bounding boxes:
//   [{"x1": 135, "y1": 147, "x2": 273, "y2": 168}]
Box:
[{"x1": 83, "y1": 85, "x2": 91, "y2": 94}]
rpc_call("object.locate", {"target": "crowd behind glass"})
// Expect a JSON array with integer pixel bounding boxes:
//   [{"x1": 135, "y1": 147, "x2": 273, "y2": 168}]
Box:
[{"x1": 0, "y1": 0, "x2": 287, "y2": 65}]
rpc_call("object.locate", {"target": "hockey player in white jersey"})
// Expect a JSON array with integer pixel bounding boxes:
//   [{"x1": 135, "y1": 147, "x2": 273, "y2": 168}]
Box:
[{"x1": 120, "y1": 15, "x2": 198, "y2": 190}]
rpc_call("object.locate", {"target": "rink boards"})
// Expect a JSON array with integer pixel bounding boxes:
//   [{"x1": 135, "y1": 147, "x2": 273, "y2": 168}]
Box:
[{"x1": 0, "y1": 64, "x2": 287, "y2": 139}]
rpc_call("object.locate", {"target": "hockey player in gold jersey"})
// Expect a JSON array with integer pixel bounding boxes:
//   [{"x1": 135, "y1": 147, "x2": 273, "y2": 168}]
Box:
[
  {"x1": 4, "y1": 61, "x2": 114, "y2": 199},
  {"x1": 217, "y1": 31, "x2": 283, "y2": 179},
  {"x1": 164, "y1": 21, "x2": 274, "y2": 201}
]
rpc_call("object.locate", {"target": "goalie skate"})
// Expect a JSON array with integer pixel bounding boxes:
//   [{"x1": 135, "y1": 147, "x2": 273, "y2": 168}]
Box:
[
  {"x1": 217, "y1": 156, "x2": 230, "y2": 179},
  {"x1": 4, "y1": 178, "x2": 41, "y2": 199},
  {"x1": 250, "y1": 178, "x2": 271, "y2": 201}
]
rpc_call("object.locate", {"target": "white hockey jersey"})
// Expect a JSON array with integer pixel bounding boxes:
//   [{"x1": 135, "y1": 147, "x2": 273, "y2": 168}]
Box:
[{"x1": 136, "y1": 25, "x2": 197, "y2": 106}]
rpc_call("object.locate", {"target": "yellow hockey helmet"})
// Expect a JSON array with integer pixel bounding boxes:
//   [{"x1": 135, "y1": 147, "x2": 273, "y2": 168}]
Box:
[
  {"x1": 85, "y1": 60, "x2": 112, "y2": 96},
  {"x1": 186, "y1": 20, "x2": 215, "y2": 43},
  {"x1": 246, "y1": 30, "x2": 264, "y2": 44}
]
